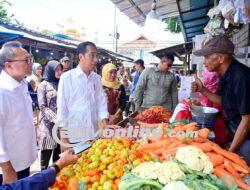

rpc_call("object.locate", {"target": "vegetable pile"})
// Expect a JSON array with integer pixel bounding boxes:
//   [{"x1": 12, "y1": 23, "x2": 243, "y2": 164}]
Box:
[
  {"x1": 49, "y1": 117, "x2": 250, "y2": 190},
  {"x1": 136, "y1": 106, "x2": 171, "y2": 124},
  {"x1": 137, "y1": 122, "x2": 250, "y2": 190},
  {"x1": 50, "y1": 138, "x2": 152, "y2": 190},
  {"x1": 118, "y1": 158, "x2": 240, "y2": 190}
]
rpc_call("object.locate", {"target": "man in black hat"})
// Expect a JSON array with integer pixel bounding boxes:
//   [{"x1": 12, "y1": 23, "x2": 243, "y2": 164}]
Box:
[
  {"x1": 61, "y1": 56, "x2": 71, "y2": 72},
  {"x1": 192, "y1": 35, "x2": 250, "y2": 164}
]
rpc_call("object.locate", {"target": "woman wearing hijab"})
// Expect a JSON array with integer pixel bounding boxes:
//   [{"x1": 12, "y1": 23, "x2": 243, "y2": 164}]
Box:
[
  {"x1": 30, "y1": 62, "x2": 43, "y2": 91},
  {"x1": 27, "y1": 63, "x2": 43, "y2": 109},
  {"x1": 37, "y1": 60, "x2": 63, "y2": 170},
  {"x1": 102, "y1": 63, "x2": 127, "y2": 124}
]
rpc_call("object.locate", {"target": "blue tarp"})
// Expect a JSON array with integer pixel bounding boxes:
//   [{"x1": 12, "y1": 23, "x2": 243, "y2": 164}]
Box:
[
  {"x1": 0, "y1": 31, "x2": 23, "y2": 43},
  {"x1": 178, "y1": 0, "x2": 214, "y2": 42}
]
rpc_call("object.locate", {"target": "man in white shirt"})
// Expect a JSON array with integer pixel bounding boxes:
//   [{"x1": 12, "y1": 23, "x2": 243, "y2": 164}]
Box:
[
  {"x1": 0, "y1": 41, "x2": 37, "y2": 184},
  {"x1": 57, "y1": 41, "x2": 109, "y2": 151}
]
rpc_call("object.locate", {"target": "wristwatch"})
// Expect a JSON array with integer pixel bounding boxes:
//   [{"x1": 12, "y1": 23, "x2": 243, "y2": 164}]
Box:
[{"x1": 49, "y1": 163, "x2": 60, "y2": 175}]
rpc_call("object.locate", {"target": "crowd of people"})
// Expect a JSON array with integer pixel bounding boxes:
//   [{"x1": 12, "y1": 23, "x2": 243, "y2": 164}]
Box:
[{"x1": 0, "y1": 35, "x2": 249, "y2": 189}]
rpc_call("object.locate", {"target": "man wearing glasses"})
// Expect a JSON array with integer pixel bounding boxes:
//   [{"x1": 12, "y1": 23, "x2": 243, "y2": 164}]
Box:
[
  {"x1": 0, "y1": 41, "x2": 37, "y2": 184},
  {"x1": 134, "y1": 55, "x2": 178, "y2": 113},
  {"x1": 57, "y1": 41, "x2": 109, "y2": 152}
]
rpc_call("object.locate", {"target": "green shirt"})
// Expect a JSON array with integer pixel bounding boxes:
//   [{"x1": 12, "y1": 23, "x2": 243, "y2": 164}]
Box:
[{"x1": 134, "y1": 67, "x2": 178, "y2": 112}]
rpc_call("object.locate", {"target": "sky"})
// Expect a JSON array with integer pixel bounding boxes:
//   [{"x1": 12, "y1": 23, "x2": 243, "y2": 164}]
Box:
[{"x1": 6, "y1": 0, "x2": 184, "y2": 51}]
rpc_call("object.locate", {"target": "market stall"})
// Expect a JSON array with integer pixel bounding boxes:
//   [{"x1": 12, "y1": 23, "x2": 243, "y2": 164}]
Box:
[{"x1": 50, "y1": 106, "x2": 250, "y2": 190}]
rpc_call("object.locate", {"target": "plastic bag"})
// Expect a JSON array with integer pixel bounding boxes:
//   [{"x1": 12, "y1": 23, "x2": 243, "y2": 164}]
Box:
[
  {"x1": 204, "y1": 17, "x2": 224, "y2": 36},
  {"x1": 221, "y1": 0, "x2": 236, "y2": 24},
  {"x1": 170, "y1": 99, "x2": 192, "y2": 123},
  {"x1": 235, "y1": 0, "x2": 250, "y2": 24}
]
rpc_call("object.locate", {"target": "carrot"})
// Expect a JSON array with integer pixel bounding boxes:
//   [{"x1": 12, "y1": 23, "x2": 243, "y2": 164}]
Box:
[
  {"x1": 212, "y1": 145, "x2": 249, "y2": 169},
  {"x1": 198, "y1": 128, "x2": 210, "y2": 139},
  {"x1": 162, "y1": 151, "x2": 171, "y2": 161},
  {"x1": 138, "y1": 139, "x2": 170, "y2": 151},
  {"x1": 230, "y1": 162, "x2": 249, "y2": 174},
  {"x1": 214, "y1": 167, "x2": 250, "y2": 190},
  {"x1": 193, "y1": 137, "x2": 208, "y2": 143},
  {"x1": 151, "y1": 148, "x2": 163, "y2": 156},
  {"x1": 172, "y1": 122, "x2": 197, "y2": 132},
  {"x1": 182, "y1": 122, "x2": 198, "y2": 129},
  {"x1": 167, "y1": 141, "x2": 183, "y2": 149},
  {"x1": 217, "y1": 164, "x2": 225, "y2": 169},
  {"x1": 186, "y1": 126, "x2": 199, "y2": 132},
  {"x1": 206, "y1": 152, "x2": 224, "y2": 166},
  {"x1": 192, "y1": 142, "x2": 212, "y2": 152},
  {"x1": 235, "y1": 178, "x2": 250, "y2": 190},
  {"x1": 224, "y1": 159, "x2": 241, "y2": 179},
  {"x1": 163, "y1": 148, "x2": 177, "y2": 156},
  {"x1": 214, "y1": 166, "x2": 232, "y2": 178},
  {"x1": 149, "y1": 152, "x2": 158, "y2": 158}
]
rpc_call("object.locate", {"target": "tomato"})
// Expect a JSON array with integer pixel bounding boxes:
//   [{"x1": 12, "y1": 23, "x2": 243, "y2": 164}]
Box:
[
  {"x1": 106, "y1": 170, "x2": 115, "y2": 180},
  {"x1": 132, "y1": 159, "x2": 141, "y2": 166},
  {"x1": 89, "y1": 161, "x2": 99, "y2": 169},
  {"x1": 114, "y1": 166, "x2": 123, "y2": 178},
  {"x1": 67, "y1": 178, "x2": 78, "y2": 190},
  {"x1": 99, "y1": 163, "x2": 107, "y2": 171},
  {"x1": 100, "y1": 174, "x2": 108, "y2": 184},
  {"x1": 58, "y1": 181, "x2": 66, "y2": 189},
  {"x1": 103, "y1": 181, "x2": 113, "y2": 190},
  {"x1": 91, "y1": 174, "x2": 101, "y2": 183}
]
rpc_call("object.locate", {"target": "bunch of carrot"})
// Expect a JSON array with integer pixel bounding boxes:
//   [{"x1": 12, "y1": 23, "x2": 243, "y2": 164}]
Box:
[{"x1": 138, "y1": 122, "x2": 250, "y2": 190}]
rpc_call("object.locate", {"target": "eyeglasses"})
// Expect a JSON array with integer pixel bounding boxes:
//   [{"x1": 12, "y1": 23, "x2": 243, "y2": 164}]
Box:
[{"x1": 7, "y1": 57, "x2": 33, "y2": 64}]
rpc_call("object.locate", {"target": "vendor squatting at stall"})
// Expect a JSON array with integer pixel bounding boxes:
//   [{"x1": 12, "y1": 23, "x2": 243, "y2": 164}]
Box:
[{"x1": 192, "y1": 35, "x2": 250, "y2": 164}]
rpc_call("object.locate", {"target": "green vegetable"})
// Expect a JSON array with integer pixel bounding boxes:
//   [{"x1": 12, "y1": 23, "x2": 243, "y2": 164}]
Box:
[
  {"x1": 180, "y1": 171, "x2": 240, "y2": 190},
  {"x1": 153, "y1": 157, "x2": 162, "y2": 163},
  {"x1": 118, "y1": 173, "x2": 163, "y2": 190}
]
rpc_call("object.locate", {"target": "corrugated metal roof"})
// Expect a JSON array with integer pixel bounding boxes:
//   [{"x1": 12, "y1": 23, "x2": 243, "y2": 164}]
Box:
[
  {"x1": 0, "y1": 22, "x2": 133, "y2": 62},
  {"x1": 110, "y1": 0, "x2": 214, "y2": 42},
  {"x1": 111, "y1": 0, "x2": 180, "y2": 26},
  {"x1": 178, "y1": 0, "x2": 214, "y2": 41},
  {"x1": 151, "y1": 41, "x2": 193, "y2": 58}
]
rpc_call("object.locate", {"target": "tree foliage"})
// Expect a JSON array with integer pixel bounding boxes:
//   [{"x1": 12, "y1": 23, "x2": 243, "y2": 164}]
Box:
[
  {"x1": 40, "y1": 29, "x2": 55, "y2": 36},
  {"x1": 0, "y1": 0, "x2": 13, "y2": 23},
  {"x1": 165, "y1": 17, "x2": 181, "y2": 34}
]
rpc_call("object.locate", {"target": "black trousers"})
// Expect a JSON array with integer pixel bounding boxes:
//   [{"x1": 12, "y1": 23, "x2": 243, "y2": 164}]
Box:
[
  {"x1": 0, "y1": 167, "x2": 30, "y2": 185},
  {"x1": 40, "y1": 144, "x2": 60, "y2": 170}
]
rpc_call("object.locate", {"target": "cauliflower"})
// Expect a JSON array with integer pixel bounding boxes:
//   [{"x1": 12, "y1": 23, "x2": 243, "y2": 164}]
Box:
[
  {"x1": 132, "y1": 161, "x2": 184, "y2": 184},
  {"x1": 175, "y1": 146, "x2": 213, "y2": 174},
  {"x1": 163, "y1": 181, "x2": 191, "y2": 190}
]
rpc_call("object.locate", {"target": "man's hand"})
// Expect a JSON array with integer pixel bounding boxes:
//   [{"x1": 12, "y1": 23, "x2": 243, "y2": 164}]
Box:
[
  {"x1": 191, "y1": 78, "x2": 204, "y2": 93},
  {"x1": 1, "y1": 162, "x2": 17, "y2": 184},
  {"x1": 55, "y1": 150, "x2": 80, "y2": 170},
  {"x1": 99, "y1": 118, "x2": 109, "y2": 129}
]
